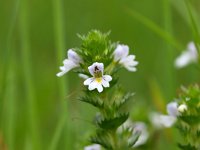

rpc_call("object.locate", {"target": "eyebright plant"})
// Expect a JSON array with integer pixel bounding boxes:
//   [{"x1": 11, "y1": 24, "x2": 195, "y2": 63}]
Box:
[
  {"x1": 175, "y1": 85, "x2": 200, "y2": 150},
  {"x1": 56, "y1": 30, "x2": 140, "y2": 149}
]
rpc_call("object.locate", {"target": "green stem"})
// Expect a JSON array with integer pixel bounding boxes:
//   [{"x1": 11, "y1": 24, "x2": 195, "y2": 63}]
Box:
[
  {"x1": 162, "y1": 0, "x2": 176, "y2": 100},
  {"x1": 111, "y1": 130, "x2": 118, "y2": 150}
]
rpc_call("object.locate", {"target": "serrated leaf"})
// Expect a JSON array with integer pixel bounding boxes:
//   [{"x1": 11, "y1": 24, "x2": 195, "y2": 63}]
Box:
[
  {"x1": 178, "y1": 143, "x2": 197, "y2": 150},
  {"x1": 98, "y1": 113, "x2": 129, "y2": 130},
  {"x1": 179, "y1": 115, "x2": 200, "y2": 125},
  {"x1": 114, "y1": 92, "x2": 134, "y2": 110},
  {"x1": 90, "y1": 131, "x2": 113, "y2": 150},
  {"x1": 78, "y1": 96, "x2": 104, "y2": 108}
]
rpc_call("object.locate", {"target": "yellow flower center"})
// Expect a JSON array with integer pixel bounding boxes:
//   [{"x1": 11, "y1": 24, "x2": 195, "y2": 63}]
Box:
[{"x1": 95, "y1": 78, "x2": 102, "y2": 83}]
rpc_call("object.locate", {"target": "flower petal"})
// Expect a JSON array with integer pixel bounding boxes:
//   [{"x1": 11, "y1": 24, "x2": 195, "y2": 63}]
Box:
[
  {"x1": 103, "y1": 75, "x2": 112, "y2": 82},
  {"x1": 97, "y1": 84, "x2": 103, "y2": 93},
  {"x1": 88, "y1": 62, "x2": 104, "y2": 76},
  {"x1": 113, "y1": 44, "x2": 129, "y2": 61},
  {"x1": 56, "y1": 71, "x2": 67, "y2": 77},
  {"x1": 84, "y1": 77, "x2": 94, "y2": 85},
  {"x1": 88, "y1": 81, "x2": 98, "y2": 91},
  {"x1": 102, "y1": 79, "x2": 109, "y2": 87},
  {"x1": 150, "y1": 112, "x2": 176, "y2": 128},
  {"x1": 67, "y1": 49, "x2": 82, "y2": 64},
  {"x1": 84, "y1": 144, "x2": 101, "y2": 150},
  {"x1": 167, "y1": 102, "x2": 179, "y2": 117}
]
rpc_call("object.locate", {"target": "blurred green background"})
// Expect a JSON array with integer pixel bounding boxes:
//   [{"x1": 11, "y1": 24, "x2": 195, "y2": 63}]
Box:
[{"x1": 0, "y1": 0, "x2": 200, "y2": 149}]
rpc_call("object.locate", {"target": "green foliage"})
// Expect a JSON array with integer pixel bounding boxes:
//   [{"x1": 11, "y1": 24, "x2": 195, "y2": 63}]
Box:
[
  {"x1": 90, "y1": 130, "x2": 113, "y2": 150},
  {"x1": 97, "y1": 113, "x2": 129, "y2": 130},
  {"x1": 76, "y1": 30, "x2": 139, "y2": 149},
  {"x1": 176, "y1": 84, "x2": 200, "y2": 150},
  {"x1": 76, "y1": 30, "x2": 117, "y2": 68}
]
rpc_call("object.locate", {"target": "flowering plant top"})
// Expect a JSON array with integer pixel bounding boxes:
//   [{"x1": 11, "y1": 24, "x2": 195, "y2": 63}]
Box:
[{"x1": 56, "y1": 30, "x2": 140, "y2": 149}]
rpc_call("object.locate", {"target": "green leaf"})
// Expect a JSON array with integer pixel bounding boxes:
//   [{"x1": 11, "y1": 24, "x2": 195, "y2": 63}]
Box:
[
  {"x1": 178, "y1": 143, "x2": 197, "y2": 150},
  {"x1": 90, "y1": 131, "x2": 113, "y2": 150},
  {"x1": 114, "y1": 92, "x2": 134, "y2": 110},
  {"x1": 179, "y1": 115, "x2": 200, "y2": 125},
  {"x1": 128, "y1": 130, "x2": 141, "y2": 147},
  {"x1": 98, "y1": 113, "x2": 129, "y2": 130},
  {"x1": 78, "y1": 95, "x2": 104, "y2": 109}
]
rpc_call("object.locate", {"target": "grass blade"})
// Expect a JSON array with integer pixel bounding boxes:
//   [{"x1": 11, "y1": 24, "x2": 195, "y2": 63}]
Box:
[
  {"x1": 18, "y1": 0, "x2": 40, "y2": 149},
  {"x1": 124, "y1": 7, "x2": 183, "y2": 51}
]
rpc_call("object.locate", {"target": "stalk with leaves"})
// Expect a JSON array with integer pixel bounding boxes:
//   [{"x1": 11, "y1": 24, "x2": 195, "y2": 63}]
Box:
[{"x1": 57, "y1": 30, "x2": 140, "y2": 149}]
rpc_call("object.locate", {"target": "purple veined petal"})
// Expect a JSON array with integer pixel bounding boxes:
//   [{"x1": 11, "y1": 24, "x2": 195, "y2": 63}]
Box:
[
  {"x1": 88, "y1": 80, "x2": 98, "y2": 91},
  {"x1": 103, "y1": 75, "x2": 112, "y2": 82},
  {"x1": 101, "y1": 78, "x2": 109, "y2": 87},
  {"x1": 113, "y1": 44, "x2": 129, "y2": 61},
  {"x1": 88, "y1": 62, "x2": 104, "y2": 76},
  {"x1": 97, "y1": 83, "x2": 103, "y2": 93},
  {"x1": 84, "y1": 77, "x2": 94, "y2": 85},
  {"x1": 67, "y1": 49, "x2": 82, "y2": 64}
]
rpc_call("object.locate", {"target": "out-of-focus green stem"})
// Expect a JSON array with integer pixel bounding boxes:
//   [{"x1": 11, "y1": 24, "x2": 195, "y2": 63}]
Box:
[
  {"x1": 49, "y1": 0, "x2": 69, "y2": 149},
  {"x1": 18, "y1": 0, "x2": 40, "y2": 149},
  {"x1": 125, "y1": 7, "x2": 183, "y2": 51},
  {"x1": 4, "y1": 53, "x2": 16, "y2": 150},
  {"x1": 0, "y1": 0, "x2": 20, "y2": 129},
  {"x1": 162, "y1": 0, "x2": 176, "y2": 99},
  {"x1": 1, "y1": 0, "x2": 20, "y2": 149},
  {"x1": 184, "y1": 0, "x2": 200, "y2": 54}
]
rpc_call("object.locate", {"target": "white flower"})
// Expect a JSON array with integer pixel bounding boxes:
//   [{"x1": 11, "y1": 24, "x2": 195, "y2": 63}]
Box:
[
  {"x1": 84, "y1": 62, "x2": 112, "y2": 93},
  {"x1": 84, "y1": 144, "x2": 101, "y2": 150},
  {"x1": 118, "y1": 120, "x2": 149, "y2": 147},
  {"x1": 150, "y1": 101, "x2": 179, "y2": 128},
  {"x1": 56, "y1": 49, "x2": 82, "y2": 77},
  {"x1": 113, "y1": 44, "x2": 138, "y2": 72},
  {"x1": 175, "y1": 42, "x2": 198, "y2": 68},
  {"x1": 132, "y1": 122, "x2": 149, "y2": 147},
  {"x1": 178, "y1": 104, "x2": 187, "y2": 113},
  {"x1": 150, "y1": 112, "x2": 177, "y2": 128},
  {"x1": 167, "y1": 101, "x2": 179, "y2": 117}
]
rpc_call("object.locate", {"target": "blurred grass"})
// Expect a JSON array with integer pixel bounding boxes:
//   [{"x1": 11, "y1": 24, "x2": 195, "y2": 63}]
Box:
[
  {"x1": 18, "y1": 0, "x2": 40, "y2": 149},
  {"x1": 0, "y1": 0, "x2": 200, "y2": 149}
]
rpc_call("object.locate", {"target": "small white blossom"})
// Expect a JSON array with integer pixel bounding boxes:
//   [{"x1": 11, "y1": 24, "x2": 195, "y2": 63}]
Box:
[
  {"x1": 118, "y1": 120, "x2": 149, "y2": 147},
  {"x1": 133, "y1": 122, "x2": 149, "y2": 147},
  {"x1": 150, "y1": 101, "x2": 181, "y2": 128},
  {"x1": 175, "y1": 42, "x2": 198, "y2": 68},
  {"x1": 84, "y1": 144, "x2": 101, "y2": 150},
  {"x1": 84, "y1": 62, "x2": 112, "y2": 93},
  {"x1": 150, "y1": 112, "x2": 177, "y2": 128},
  {"x1": 178, "y1": 104, "x2": 187, "y2": 113},
  {"x1": 56, "y1": 49, "x2": 82, "y2": 77},
  {"x1": 113, "y1": 44, "x2": 138, "y2": 72},
  {"x1": 167, "y1": 101, "x2": 179, "y2": 117}
]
